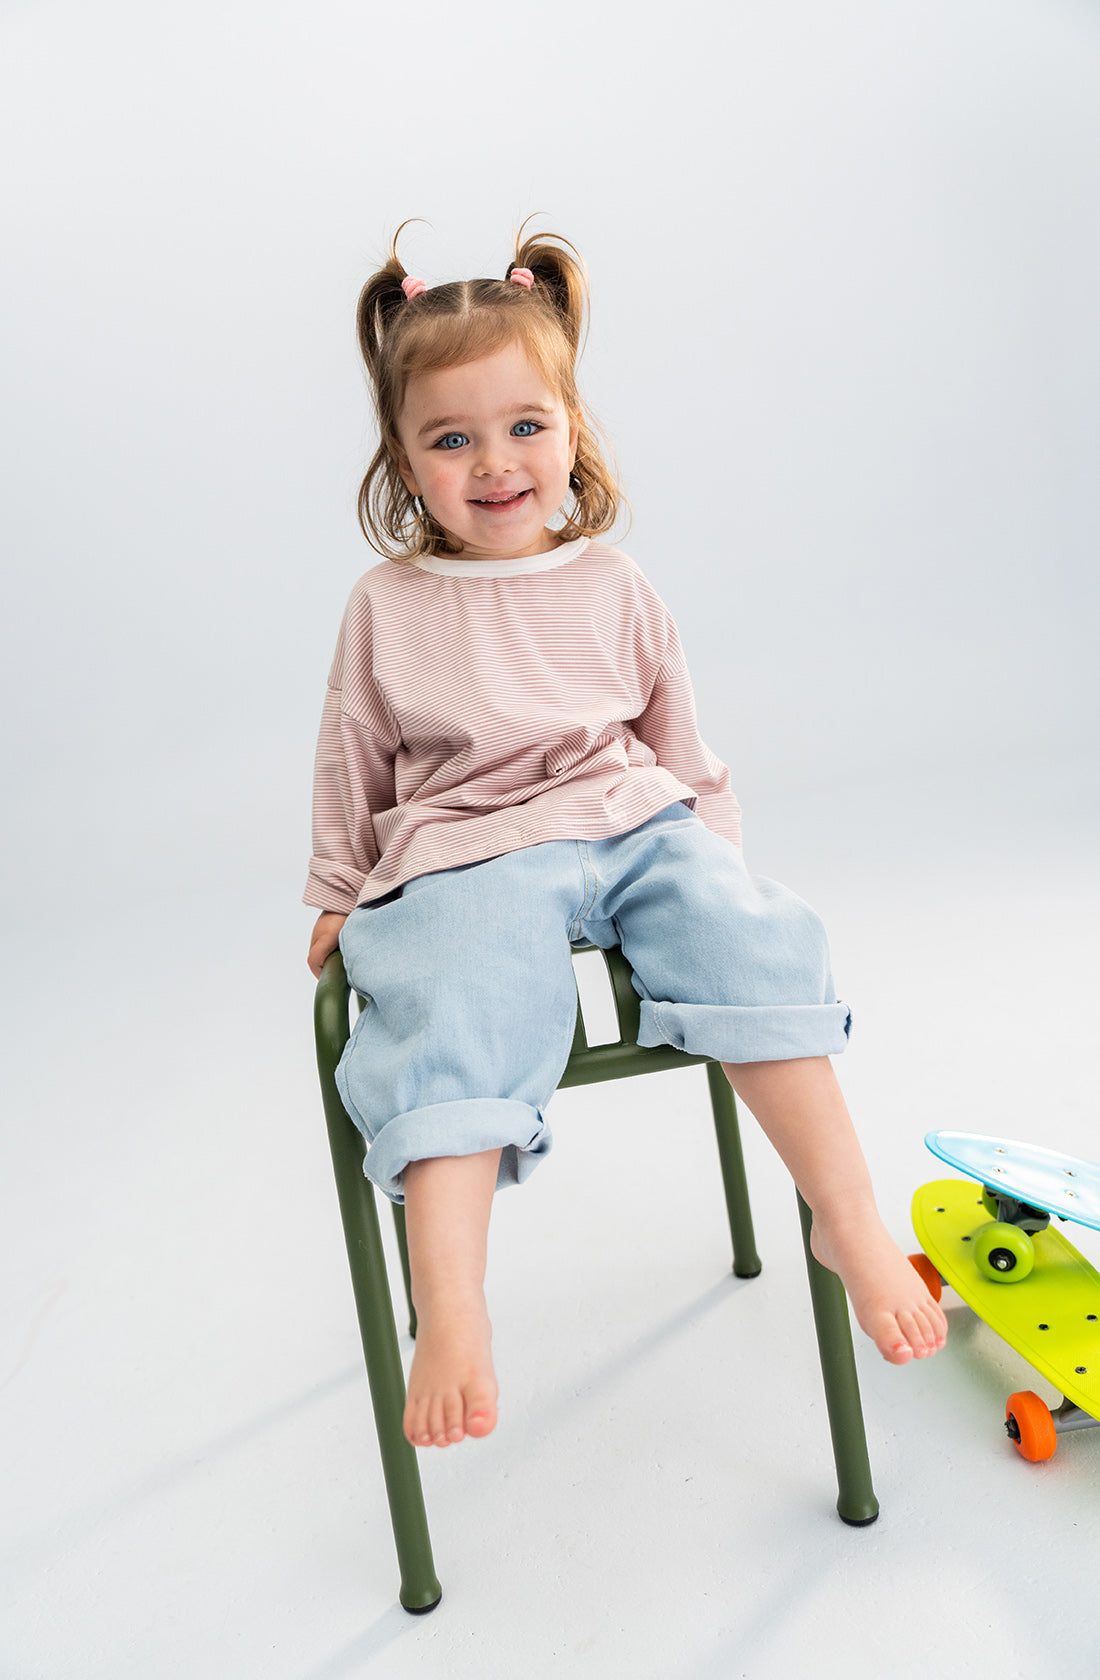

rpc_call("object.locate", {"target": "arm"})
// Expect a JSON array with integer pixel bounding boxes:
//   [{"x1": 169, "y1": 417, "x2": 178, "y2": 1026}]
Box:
[
  {"x1": 304, "y1": 598, "x2": 399, "y2": 967},
  {"x1": 630, "y1": 626, "x2": 743, "y2": 848}
]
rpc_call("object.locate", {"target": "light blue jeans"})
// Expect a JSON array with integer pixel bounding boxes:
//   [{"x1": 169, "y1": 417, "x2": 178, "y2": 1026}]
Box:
[{"x1": 337, "y1": 802, "x2": 850, "y2": 1202}]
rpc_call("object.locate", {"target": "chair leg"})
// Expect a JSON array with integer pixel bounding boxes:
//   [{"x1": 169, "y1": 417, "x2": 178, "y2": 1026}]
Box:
[
  {"x1": 316, "y1": 956, "x2": 441, "y2": 1613},
  {"x1": 706, "y1": 1062, "x2": 762, "y2": 1278},
  {"x1": 796, "y1": 1191, "x2": 880, "y2": 1526},
  {"x1": 391, "y1": 1203, "x2": 418, "y2": 1339},
  {"x1": 325, "y1": 1114, "x2": 443, "y2": 1610}
]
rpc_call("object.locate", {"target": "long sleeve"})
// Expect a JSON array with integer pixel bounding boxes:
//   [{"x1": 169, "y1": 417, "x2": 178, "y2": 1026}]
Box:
[
  {"x1": 304, "y1": 607, "x2": 400, "y2": 913},
  {"x1": 630, "y1": 622, "x2": 742, "y2": 849}
]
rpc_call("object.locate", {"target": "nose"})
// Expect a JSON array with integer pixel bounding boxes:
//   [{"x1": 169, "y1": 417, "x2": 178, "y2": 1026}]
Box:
[{"x1": 472, "y1": 435, "x2": 516, "y2": 477}]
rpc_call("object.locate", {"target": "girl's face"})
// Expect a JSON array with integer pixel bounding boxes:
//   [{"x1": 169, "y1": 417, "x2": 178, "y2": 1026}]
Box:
[{"x1": 394, "y1": 341, "x2": 579, "y2": 561}]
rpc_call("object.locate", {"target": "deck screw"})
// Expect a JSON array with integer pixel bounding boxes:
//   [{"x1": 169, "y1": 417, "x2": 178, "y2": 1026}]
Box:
[
  {"x1": 1077, "y1": 1367, "x2": 1088, "y2": 1374},
  {"x1": 1039, "y1": 1324, "x2": 1049, "y2": 1331}
]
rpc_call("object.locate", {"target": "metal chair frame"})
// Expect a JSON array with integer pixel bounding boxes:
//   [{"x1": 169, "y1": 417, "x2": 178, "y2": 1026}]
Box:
[{"x1": 314, "y1": 941, "x2": 879, "y2": 1614}]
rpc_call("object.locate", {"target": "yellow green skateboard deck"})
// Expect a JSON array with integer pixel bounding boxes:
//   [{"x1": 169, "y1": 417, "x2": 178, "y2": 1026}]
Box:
[{"x1": 913, "y1": 1178, "x2": 1100, "y2": 1444}]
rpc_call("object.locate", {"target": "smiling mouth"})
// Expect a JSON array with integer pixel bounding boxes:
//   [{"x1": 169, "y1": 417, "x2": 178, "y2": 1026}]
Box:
[{"x1": 470, "y1": 489, "x2": 532, "y2": 508}]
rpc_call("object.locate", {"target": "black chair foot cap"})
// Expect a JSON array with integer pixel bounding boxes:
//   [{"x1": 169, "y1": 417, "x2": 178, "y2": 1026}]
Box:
[
  {"x1": 402, "y1": 1593, "x2": 442, "y2": 1615},
  {"x1": 839, "y1": 1509, "x2": 879, "y2": 1527}
]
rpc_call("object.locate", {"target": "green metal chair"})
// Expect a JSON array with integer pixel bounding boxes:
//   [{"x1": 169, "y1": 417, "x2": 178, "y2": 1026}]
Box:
[{"x1": 314, "y1": 941, "x2": 879, "y2": 1614}]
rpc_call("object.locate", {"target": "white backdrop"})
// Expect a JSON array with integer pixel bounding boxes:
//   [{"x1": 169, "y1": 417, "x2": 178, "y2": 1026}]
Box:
[
  {"x1": 2, "y1": 0, "x2": 1097, "y2": 948},
  {"x1": 3, "y1": 7, "x2": 1100, "y2": 1675}
]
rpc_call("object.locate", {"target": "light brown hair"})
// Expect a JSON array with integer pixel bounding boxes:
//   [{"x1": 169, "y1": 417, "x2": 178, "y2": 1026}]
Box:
[{"x1": 355, "y1": 222, "x2": 626, "y2": 560}]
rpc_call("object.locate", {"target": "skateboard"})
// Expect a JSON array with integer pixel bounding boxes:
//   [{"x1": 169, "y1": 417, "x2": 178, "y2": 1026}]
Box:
[{"x1": 911, "y1": 1130, "x2": 1100, "y2": 1461}]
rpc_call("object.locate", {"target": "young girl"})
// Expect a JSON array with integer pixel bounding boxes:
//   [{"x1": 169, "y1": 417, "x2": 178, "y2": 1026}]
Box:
[{"x1": 305, "y1": 228, "x2": 947, "y2": 1451}]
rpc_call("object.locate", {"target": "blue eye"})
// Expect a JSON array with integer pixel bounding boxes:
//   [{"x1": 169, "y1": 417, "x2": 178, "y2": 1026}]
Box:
[
  {"x1": 435, "y1": 432, "x2": 467, "y2": 451},
  {"x1": 512, "y1": 421, "x2": 541, "y2": 437}
]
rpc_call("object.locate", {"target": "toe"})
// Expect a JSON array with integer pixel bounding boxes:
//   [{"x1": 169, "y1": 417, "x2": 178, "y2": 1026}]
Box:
[
  {"x1": 914, "y1": 1303, "x2": 946, "y2": 1355},
  {"x1": 442, "y1": 1390, "x2": 465, "y2": 1444},
  {"x1": 881, "y1": 1311, "x2": 916, "y2": 1364},
  {"x1": 465, "y1": 1385, "x2": 497, "y2": 1438},
  {"x1": 899, "y1": 1309, "x2": 930, "y2": 1357},
  {"x1": 404, "y1": 1396, "x2": 431, "y2": 1448},
  {"x1": 429, "y1": 1395, "x2": 454, "y2": 1447}
]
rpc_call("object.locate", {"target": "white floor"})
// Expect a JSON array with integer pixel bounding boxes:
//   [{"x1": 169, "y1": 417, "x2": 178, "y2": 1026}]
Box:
[{"x1": 4, "y1": 757, "x2": 1099, "y2": 1680}]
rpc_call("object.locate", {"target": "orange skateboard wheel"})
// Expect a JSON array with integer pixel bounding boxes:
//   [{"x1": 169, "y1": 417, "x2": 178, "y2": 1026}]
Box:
[
  {"x1": 907, "y1": 1252, "x2": 943, "y2": 1303},
  {"x1": 1005, "y1": 1391, "x2": 1057, "y2": 1461}
]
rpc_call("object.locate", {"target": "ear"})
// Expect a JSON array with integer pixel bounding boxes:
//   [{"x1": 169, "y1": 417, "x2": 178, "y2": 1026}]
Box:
[
  {"x1": 392, "y1": 438, "x2": 420, "y2": 498},
  {"x1": 567, "y1": 408, "x2": 581, "y2": 467}
]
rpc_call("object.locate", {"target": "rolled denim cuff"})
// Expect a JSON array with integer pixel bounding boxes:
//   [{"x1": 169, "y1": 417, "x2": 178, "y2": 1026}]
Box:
[
  {"x1": 358, "y1": 1097, "x2": 552, "y2": 1204},
  {"x1": 637, "y1": 999, "x2": 852, "y2": 1062}
]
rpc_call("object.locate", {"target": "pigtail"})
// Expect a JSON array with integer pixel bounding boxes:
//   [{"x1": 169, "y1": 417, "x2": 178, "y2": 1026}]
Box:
[
  {"x1": 509, "y1": 221, "x2": 587, "y2": 359},
  {"x1": 356, "y1": 223, "x2": 458, "y2": 560},
  {"x1": 356, "y1": 264, "x2": 405, "y2": 386},
  {"x1": 356, "y1": 222, "x2": 421, "y2": 385},
  {"x1": 355, "y1": 240, "x2": 415, "y2": 558},
  {"x1": 507, "y1": 222, "x2": 623, "y2": 544}
]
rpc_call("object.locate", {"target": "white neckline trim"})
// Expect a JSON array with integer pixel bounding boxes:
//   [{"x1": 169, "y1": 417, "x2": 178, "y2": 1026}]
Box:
[{"x1": 410, "y1": 536, "x2": 590, "y2": 578}]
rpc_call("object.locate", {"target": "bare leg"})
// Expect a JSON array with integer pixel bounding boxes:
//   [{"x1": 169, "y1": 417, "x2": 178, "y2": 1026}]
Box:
[
  {"x1": 722, "y1": 1057, "x2": 947, "y2": 1365},
  {"x1": 401, "y1": 1148, "x2": 501, "y2": 1447}
]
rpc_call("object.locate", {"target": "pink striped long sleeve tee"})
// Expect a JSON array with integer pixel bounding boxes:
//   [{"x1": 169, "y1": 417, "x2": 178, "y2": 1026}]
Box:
[{"x1": 304, "y1": 537, "x2": 741, "y2": 911}]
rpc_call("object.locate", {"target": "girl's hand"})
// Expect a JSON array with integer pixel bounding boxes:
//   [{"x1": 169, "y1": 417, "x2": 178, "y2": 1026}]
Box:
[{"x1": 308, "y1": 911, "x2": 349, "y2": 978}]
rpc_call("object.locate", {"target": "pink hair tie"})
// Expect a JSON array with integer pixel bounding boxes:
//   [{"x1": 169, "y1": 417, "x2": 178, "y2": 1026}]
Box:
[
  {"x1": 401, "y1": 276, "x2": 427, "y2": 300},
  {"x1": 509, "y1": 267, "x2": 534, "y2": 290}
]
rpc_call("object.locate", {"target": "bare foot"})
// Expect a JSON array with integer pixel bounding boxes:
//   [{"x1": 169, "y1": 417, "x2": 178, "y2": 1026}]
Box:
[
  {"x1": 403, "y1": 1298, "x2": 499, "y2": 1448},
  {"x1": 810, "y1": 1209, "x2": 948, "y2": 1366}
]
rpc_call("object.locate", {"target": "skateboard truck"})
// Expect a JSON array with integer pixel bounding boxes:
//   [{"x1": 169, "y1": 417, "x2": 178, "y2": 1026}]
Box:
[
  {"x1": 981, "y1": 1185, "x2": 1051, "y2": 1235},
  {"x1": 1048, "y1": 1399, "x2": 1096, "y2": 1436}
]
